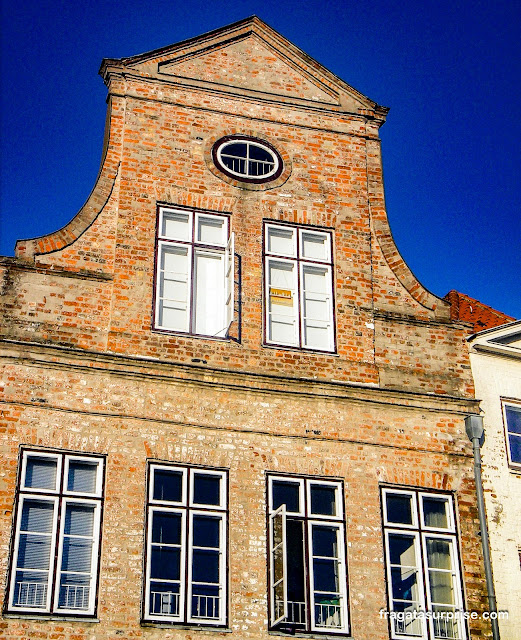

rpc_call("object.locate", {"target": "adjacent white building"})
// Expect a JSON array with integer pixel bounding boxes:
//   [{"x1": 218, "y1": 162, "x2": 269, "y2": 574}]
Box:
[{"x1": 468, "y1": 320, "x2": 521, "y2": 640}]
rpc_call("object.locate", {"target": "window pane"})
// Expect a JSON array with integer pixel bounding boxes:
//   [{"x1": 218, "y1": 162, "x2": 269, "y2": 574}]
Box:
[
  {"x1": 221, "y1": 142, "x2": 247, "y2": 158},
  {"x1": 152, "y1": 512, "x2": 182, "y2": 545},
  {"x1": 17, "y1": 534, "x2": 53, "y2": 571},
  {"x1": 192, "y1": 583, "x2": 220, "y2": 619},
  {"x1": 67, "y1": 460, "x2": 98, "y2": 494},
  {"x1": 313, "y1": 558, "x2": 339, "y2": 592},
  {"x1": 508, "y1": 433, "x2": 521, "y2": 463},
  {"x1": 310, "y1": 485, "x2": 337, "y2": 516},
  {"x1": 158, "y1": 246, "x2": 190, "y2": 332},
  {"x1": 388, "y1": 534, "x2": 417, "y2": 568},
  {"x1": 193, "y1": 251, "x2": 225, "y2": 337},
  {"x1": 390, "y1": 566, "x2": 420, "y2": 602},
  {"x1": 153, "y1": 469, "x2": 183, "y2": 503},
  {"x1": 286, "y1": 520, "x2": 306, "y2": 608},
  {"x1": 192, "y1": 549, "x2": 219, "y2": 583},
  {"x1": 61, "y1": 537, "x2": 93, "y2": 573},
  {"x1": 193, "y1": 473, "x2": 221, "y2": 506},
  {"x1": 506, "y1": 405, "x2": 521, "y2": 434},
  {"x1": 196, "y1": 216, "x2": 226, "y2": 245},
  {"x1": 268, "y1": 261, "x2": 297, "y2": 345},
  {"x1": 422, "y1": 497, "x2": 449, "y2": 529},
  {"x1": 20, "y1": 499, "x2": 54, "y2": 534},
  {"x1": 161, "y1": 211, "x2": 190, "y2": 241},
  {"x1": 301, "y1": 232, "x2": 329, "y2": 261},
  {"x1": 302, "y1": 265, "x2": 331, "y2": 351},
  {"x1": 151, "y1": 547, "x2": 181, "y2": 581},
  {"x1": 193, "y1": 515, "x2": 220, "y2": 548},
  {"x1": 385, "y1": 493, "x2": 414, "y2": 525},
  {"x1": 426, "y1": 538, "x2": 452, "y2": 570},
  {"x1": 267, "y1": 227, "x2": 295, "y2": 256},
  {"x1": 312, "y1": 526, "x2": 338, "y2": 558},
  {"x1": 272, "y1": 480, "x2": 300, "y2": 512},
  {"x1": 24, "y1": 456, "x2": 57, "y2": 490}
]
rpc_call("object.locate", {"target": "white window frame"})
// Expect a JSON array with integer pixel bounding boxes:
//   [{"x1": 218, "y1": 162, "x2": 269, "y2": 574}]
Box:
[
  {"x1": 144, "y1": 464, "x2": 228, "y2": 627},
  {"x1": 264, "y1": 223, "x2": 335, "y2": 352},
  {"x1": 267, "y1": 474, "x2": 349, "y2": 635},
  {"x1": 382, "y1": 487, "x2": 467, "y2": 640},
  {"x1": 503, "y1": 401, "x2": 521, "y2": 469},
  {"x1": 154, "y1": 206, "x2": 234, "y2": 339},
  {"x1": 214, "y1": 137, "x2": 282, "y2": 182},
  {"x1": 7, "y1": 450, "x2": 104, "y2": 617}
]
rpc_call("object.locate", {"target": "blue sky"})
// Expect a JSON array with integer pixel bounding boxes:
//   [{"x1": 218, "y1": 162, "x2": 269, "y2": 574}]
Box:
[{"x1": 1, "y1": 0, "x2": 520, "y2": 318}]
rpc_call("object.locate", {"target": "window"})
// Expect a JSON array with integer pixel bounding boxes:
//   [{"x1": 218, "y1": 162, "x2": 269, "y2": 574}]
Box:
[
  {"x1": 264, "y1": 223, "x2": 335, "y2": 352},
  {"x1": 154, "y1": 206, "x2": 234, "y2": 338},
  {"x1": 267, "y1": 475, "x2": 349, "y2": 634},
  {"x1": 382, "y1": 488, "x2": 466, "y2": 640},
  {"x1": 6, "y1": 449, "x2": 104, "y2": 616},
  {"x1": 503, "y1": 402, "x2": 521, "y2": 468},
  {"x1": 143, "y1": 464, "x2": 228, "y2": 626},
  {"x1": 212, "y1": 136, "x2": 283, "y2": 183}
]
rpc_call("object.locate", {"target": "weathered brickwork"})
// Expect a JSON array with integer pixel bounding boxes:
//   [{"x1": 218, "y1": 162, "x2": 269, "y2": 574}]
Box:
[{"x1": 1, "y1": 16, "x2": 490, "y2": 640}]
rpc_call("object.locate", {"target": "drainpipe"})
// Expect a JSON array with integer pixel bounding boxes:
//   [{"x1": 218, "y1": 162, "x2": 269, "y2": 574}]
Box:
[{"x1": 464, "y1": 414, "x2": 500, "y2": 640}]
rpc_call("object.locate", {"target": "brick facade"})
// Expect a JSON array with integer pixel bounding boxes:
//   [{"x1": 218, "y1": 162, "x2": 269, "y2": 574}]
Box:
[{"x1": 1, "y1": 17, "x2": 490, "y2": 640}]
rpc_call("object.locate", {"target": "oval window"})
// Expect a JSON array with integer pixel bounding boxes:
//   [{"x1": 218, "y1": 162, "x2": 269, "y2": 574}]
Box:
[{"x1": 212, "y1": 136, "x2": 283, "y2": 183}]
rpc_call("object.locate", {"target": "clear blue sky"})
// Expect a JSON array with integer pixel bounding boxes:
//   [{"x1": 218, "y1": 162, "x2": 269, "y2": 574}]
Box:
[{"x1": 1, "y1": 0, "x2": 520, "y2": 318}]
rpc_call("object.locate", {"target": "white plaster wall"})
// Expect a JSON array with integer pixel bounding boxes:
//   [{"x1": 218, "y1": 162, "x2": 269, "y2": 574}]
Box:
[{"x1": 469, "y1": 349, "x2": 521, "y2": 640}]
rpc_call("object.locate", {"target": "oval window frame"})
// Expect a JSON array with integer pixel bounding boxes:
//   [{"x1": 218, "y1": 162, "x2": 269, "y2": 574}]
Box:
[{"x1": 212, "y1": 136, "x2": 284, "y2": 184}]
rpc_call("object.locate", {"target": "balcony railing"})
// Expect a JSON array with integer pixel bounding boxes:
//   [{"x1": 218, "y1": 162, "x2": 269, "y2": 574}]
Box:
[
  {"x1": 14, "y1": 581, "x2": 47, "y2": 608},
  {"x1": 315, "y1": 602, "x2": 342, "y2": 628},
  {"x1": 150, "y1": 590, "x2": 180, "y2": 616},
  {"x1": 433, "y1": 615, "x2": 461, "y2": 640},
  {"x1": 59, "y1": 584, "x2": 90, "y2": 609},
  {"x1": 192, "y1": 594, "x2": 220, "y2": 619}
]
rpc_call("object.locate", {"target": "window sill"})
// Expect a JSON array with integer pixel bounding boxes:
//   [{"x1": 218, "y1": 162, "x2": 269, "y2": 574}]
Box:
[
  {"x1": 268, "y1": 631, "x2": 352, "y2": 639},
  {"x1": 3, "y1": 612, "x2": 99, "y2": 623},
  {"x1": 142, "y1": 621, "x2": 232, "y2": 632},
  {"x1": 262, "y1": 342, "x2": 339, "y2": 356}
]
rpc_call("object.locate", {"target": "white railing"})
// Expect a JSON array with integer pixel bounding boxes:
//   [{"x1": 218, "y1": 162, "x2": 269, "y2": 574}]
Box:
[
  {"x1": 315, "y1": 602, "x2": 342, "y2": 628},
  {"x1": 150, "y1": 590, "x2": 180, "y2": 616},
  {"x1": 60, "y1": 584, "x2": 90, "y2": 609},
  {"x1": 275, "y1": 599, "x2": 306, "y2": 624},
  {"x1": 394, "y1": 615, "x2": 423, "y2": 636},
  {"x1": 433, "y1": 615, "x2": 461, "y2": 640},
  {"x1": 192, "y1": 594, "x2": 219, "y2": 619},
  {"x1": 15, "y1": 581, "x2": 47, "y2": 607}
]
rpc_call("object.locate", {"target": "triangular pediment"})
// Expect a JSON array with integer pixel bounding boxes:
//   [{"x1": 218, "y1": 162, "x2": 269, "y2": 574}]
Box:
[
  {"x1": 102, "y1": 17, "x2": 386, "y2": 116},
  {"x1": 159, "y1": 35, "x2": 338, "y2": 105}
]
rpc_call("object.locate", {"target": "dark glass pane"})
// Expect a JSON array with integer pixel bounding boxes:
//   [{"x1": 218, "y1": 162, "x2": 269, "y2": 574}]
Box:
[
  {"x1": 391, "y1": 566, "x2": 418, "y2": 601},
  {"x1": 193, "y1": 515, "x2": 220, "y2": 548},
  {"x1": 17, "y1": 534, "x2": 52, "y2": 570},
  {"x1": 13, "y1": 571, "x2": 48, "y2": 608},
  {"x1": 388, "y1": 534, "x2": 417, "y2": 566},
  {"x1": 152, "y1": 512, "x2": 182, "y2": 545},
  {"x1": 192, "y1": 584, "x2": 220, "y2": 619},
  {"x1": 222, "y1": 142, "x2": 247, "y2": 158},
  {"x1": 20, "y1": 500, "x2": 54, "y2": 533},
  {"x1": 272, "y1": 480, "x2": 300, "y2": 512},
  {"x1": 385, "y1": 493, "x2": 413, "y2": 525},
  {"x1": 313, "y1": 558, "x2": 338, "y2": 592},
  {"x1": 509, "y1": 433, "x2": 521, "y2": 463},
  {"x1": 192, "y1": 549, "x2": 219, "y2": 583},
  {"x1": 426, "y1": 538, "x2": 451, "y2": 570},
  {"x1": 312, "y1": 526, "x2": 338, "y2": 558},
  {"x1": 150, "y1": 547, "x2": 180, "y2": 580},
  {"x1": 153, "y1": 470, "x2": 183, "y2": 503},
  {"x1": 58, "y1": 573, "x2": 90, "y2": 610},
  {"x1": 63, "y1": 504, "x2": 94, "y2": 536},
  {"x1": 248, "y1": 144, "x2": 272, "y2": 161},
  {"x1": 67, "y1": 461, "x2": 98, "y2": 493},
  {"x1": 310, "y1": 485, "x2": 337, "y2": 516},
  {"x1": 193, "y1": 473, "x2": 221, "y2": 506},
  {"x1": 222, "y1": 157, "x2": 246, "y2": 174},
  {"x1": 506, "y1": 406, "x2": 521, "y2": 434},
  {"x1": 423, "y1": 497, "x2": 448, "y2": 529},
  {"x1": 61, "y1": 537, "x2": 93, "y2": 572}
]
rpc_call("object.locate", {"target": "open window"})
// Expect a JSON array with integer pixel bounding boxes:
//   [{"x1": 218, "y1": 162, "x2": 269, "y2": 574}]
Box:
[
  {"x1": 6, "y1": 449, "x2": 105, "y2": 617},
  {"x1": 143, "y1": 464, "x2": 228, "y2": 627},
  {"x1": 267, "y1": 475, "x2": 349, "y2": 634},
  {"x1": 154, "y1": 207, "x2": 235, "y2": 338}
]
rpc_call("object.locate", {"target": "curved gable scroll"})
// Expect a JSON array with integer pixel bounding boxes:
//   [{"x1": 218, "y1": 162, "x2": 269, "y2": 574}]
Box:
[
  {"x1": 373, "y1": 215, "x2": 451, "y2": 320},
  {"x1": 15, "y1": 99, "x2": 123, "y2": 263}
]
